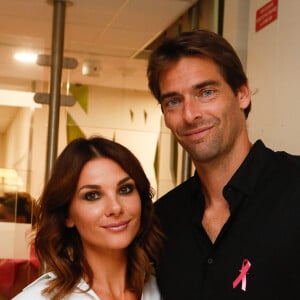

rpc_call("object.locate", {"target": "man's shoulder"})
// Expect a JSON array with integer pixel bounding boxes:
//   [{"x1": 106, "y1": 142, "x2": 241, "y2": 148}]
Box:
[
  {"x1": 267, "y1": 146, "x2": 300, "y2": 176},
  {"x1": 249, "y1": 141, "x2": 300, "y2": 193},
  {"x1": 252, "y1": 140, "x2": 300, "y2": 175},
  {"x1": 275, "y1": 150, "x2": 300, "y2": 167},
  {"x1": 155, "y1": 175, "x2": 198, "y2": 211}
]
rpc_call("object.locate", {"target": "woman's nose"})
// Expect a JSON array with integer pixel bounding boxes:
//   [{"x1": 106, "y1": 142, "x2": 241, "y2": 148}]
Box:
[{"x1": 104, "y1": 197, "x2": 122, "y2": 217}]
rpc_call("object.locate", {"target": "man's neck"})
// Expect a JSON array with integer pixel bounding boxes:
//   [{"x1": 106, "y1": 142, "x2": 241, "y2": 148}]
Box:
[
  {"x1": 194, "y1": 138, "x2": 252, "y2": 202},
  {"x1": 195, "y1": 138, "x2": 252, "y2": 242}
]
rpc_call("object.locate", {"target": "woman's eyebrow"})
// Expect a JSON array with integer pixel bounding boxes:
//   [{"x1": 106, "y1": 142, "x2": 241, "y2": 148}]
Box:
[
  {"x1": 78, "y1": 184, "x2": 100, "y2": 192},
  {"x1": 118, "y1": 176, "x2": 133, "y2": 186}
]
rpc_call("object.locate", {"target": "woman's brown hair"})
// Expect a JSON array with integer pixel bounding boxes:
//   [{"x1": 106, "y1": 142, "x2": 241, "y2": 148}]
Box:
[{"x1": 34, "y1": 136, "x2": 162, "y2": 299}]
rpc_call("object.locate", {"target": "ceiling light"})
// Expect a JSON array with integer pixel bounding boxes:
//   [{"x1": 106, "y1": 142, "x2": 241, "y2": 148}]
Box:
[{"x1": 14, "y1": 52, "x2": 38, "y2": 63}]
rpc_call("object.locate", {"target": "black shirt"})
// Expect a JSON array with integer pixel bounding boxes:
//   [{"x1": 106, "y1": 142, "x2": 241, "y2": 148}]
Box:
[{"x1": 154, "y1": 140, "x2": 300, "y2": 300}]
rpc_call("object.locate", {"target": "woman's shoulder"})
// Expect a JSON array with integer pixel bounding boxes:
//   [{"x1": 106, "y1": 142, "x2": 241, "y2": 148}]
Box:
[
  {"x1": 142, "y1": 275, "x2": 162, "y2": 300},
  {"x1": 12, "y1": 272, "x2": 53, "y2": 300},
  {"x1": 12, "y1": 272, "x2": 100, "y2": 300}
]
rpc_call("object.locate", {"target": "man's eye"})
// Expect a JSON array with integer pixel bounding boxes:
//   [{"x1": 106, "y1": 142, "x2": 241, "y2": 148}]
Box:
[
  {"x1": 202, "y1": 89, "x2": 215, "y2": 97},
  {"x1": 84, "y1": 191, "x2": 101, "y2": 201},
  {"x1": 167, "y1": 98, "x2": 179, "y2": 107},
  {"x1": 161, "y1": 98, "x2": 180, "y2": 111},
  {"x1": 119, "y1": 184, "x2": 134, "y2": 195},
  {"x1": 193, "y1": 88, "x2": 216, "y2": 102}
]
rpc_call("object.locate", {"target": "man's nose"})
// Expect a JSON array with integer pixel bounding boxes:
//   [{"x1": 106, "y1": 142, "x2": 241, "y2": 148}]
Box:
[{"x1": 182, "y1": 97, "x2": 203, "y2": 123}]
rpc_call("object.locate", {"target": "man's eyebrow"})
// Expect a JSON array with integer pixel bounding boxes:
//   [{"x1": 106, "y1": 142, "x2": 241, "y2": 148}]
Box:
[
  {"x1": 191, "y1": 80, "x2": 220, "y2": 91},
  {"x1": 160, "y1": 91, "x2": 179, "y2": 102}
]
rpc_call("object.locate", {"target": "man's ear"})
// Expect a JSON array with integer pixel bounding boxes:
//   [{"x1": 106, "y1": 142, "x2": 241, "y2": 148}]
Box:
[{"x1": 238, "y1": 83, "x2": 251, "y2": 110}]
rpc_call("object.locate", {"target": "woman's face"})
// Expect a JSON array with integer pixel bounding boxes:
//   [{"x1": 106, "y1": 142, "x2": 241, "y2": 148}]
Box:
[{"x1": 66, "y1": 157, "x2": 141, "y2": 255}]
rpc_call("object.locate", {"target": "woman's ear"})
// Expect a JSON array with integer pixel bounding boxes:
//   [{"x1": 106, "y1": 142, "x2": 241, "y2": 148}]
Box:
[
  {"x1": 238, "y1": 83, "x2": 251, "y2": 110},
  {"x1": 65, "y1": 216, "x2": 75, "y2": 228}
]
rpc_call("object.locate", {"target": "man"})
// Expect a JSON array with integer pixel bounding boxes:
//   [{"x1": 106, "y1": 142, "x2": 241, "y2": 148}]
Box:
[{"x1": 147, "y1": 29, "x2": 300, "y2": 299}]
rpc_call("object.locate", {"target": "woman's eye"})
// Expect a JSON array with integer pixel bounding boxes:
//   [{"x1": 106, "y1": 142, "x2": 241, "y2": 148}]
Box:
[
  {"x1": 83, "y1": 191, "x2": 101, "y2": 201},
  {"x1": 119, "y1": 184, "x2": 134, "y2": 195}
]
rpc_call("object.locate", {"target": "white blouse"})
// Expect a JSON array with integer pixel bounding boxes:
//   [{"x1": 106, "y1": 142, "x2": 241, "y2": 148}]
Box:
[{"x1": 12, "y1": 272, "x2": 162, "y2": 300}]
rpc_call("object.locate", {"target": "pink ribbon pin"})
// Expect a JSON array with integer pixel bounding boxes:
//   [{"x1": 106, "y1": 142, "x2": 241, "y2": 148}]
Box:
[{"x1": 232, "y1": 259, "x2": 251, "y2": 291}]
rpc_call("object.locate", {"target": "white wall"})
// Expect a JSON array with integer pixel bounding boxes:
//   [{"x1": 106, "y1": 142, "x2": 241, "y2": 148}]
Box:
[
  {"x1": 224, "y1": 0, "x2": 300, "y2": 155},
  {"x1": 247, "y1": 0, "x2": 300, "y2": 154},
  {"x1": 223, "y1": 0, "x2": 250, "y2": 70},
  {"x1": 30, "y1": 85, "x2": 166, "y2": 200}
]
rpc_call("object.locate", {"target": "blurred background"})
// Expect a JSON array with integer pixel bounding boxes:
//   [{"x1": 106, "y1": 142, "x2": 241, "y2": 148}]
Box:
[{"x1": 2, "y1": 0, "x2": 300, "y2": 298}]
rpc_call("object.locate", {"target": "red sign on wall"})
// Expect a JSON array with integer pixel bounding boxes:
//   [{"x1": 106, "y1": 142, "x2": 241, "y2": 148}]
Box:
[{"x1": 256, "y1": 0, "x2": 278, "y2": 32}]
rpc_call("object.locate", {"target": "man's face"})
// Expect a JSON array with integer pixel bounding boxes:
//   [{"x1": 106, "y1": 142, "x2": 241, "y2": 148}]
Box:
[{"x1": 159, "y1": 57, "x2": 250, "y2": 164}]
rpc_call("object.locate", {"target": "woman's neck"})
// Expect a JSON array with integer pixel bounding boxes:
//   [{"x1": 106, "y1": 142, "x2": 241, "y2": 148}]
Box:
[{"x1": 84, "y1": 248, "x2": 138, "y2": 300}]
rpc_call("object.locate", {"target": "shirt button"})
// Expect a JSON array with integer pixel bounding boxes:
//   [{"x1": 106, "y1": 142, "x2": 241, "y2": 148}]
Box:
[{"x1": 207, "y1": 258, "x2": 214, "y2": 264}]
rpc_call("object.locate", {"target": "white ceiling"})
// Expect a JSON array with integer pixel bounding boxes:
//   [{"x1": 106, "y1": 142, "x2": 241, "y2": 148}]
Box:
[
  {"x1": 0, "y1": 0, "x2": 197, "y2": 91},
  {"x1": 0, "y1": 0, "x2": 197, "y2": 133}
]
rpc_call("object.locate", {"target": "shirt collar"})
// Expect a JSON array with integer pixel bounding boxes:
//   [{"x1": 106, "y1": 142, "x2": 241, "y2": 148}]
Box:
[
  {"x1": 45, "y1": 272, "x2": 99, "y2": 299},
  {"x1": 226, "y1": 139, "x2": 272, "y2": 196},
  {"x1": 190, "y1": 140, "x2": 272, "y2": 219}
]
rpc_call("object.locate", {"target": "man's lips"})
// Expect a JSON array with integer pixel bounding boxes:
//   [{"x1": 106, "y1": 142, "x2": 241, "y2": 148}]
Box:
[{"x1": 181, "y1": 125, "x2": 213, "y2": 139}]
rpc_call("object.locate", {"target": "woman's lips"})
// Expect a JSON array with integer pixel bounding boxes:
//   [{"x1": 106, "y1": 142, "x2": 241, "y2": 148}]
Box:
[{"x1": 102, "y1": 220, "x2": 130, "y2": 231}]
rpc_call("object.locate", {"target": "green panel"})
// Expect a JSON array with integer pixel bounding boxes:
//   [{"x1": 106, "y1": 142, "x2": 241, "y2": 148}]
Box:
[
  {"x1": 69, "y1": 84, "x2": 88, "y2": 113},
  {"x1": 66, "y1": 113, "x2": 86, "y2": 143}
]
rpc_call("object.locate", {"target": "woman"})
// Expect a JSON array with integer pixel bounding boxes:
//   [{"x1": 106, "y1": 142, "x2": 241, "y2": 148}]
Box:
[{"x1": 13, "y1": 136, "x2": 163, "y2": 300}]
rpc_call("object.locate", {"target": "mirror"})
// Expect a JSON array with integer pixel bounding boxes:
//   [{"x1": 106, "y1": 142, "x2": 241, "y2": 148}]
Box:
[{"x1": 0, "y1": 102, "x2": 40, "y2": 300}]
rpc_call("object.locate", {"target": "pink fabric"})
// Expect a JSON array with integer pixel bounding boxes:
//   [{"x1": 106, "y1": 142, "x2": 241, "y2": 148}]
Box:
[{"x1": 0, "y1": 246, "x2": 40, "y2": 298}]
